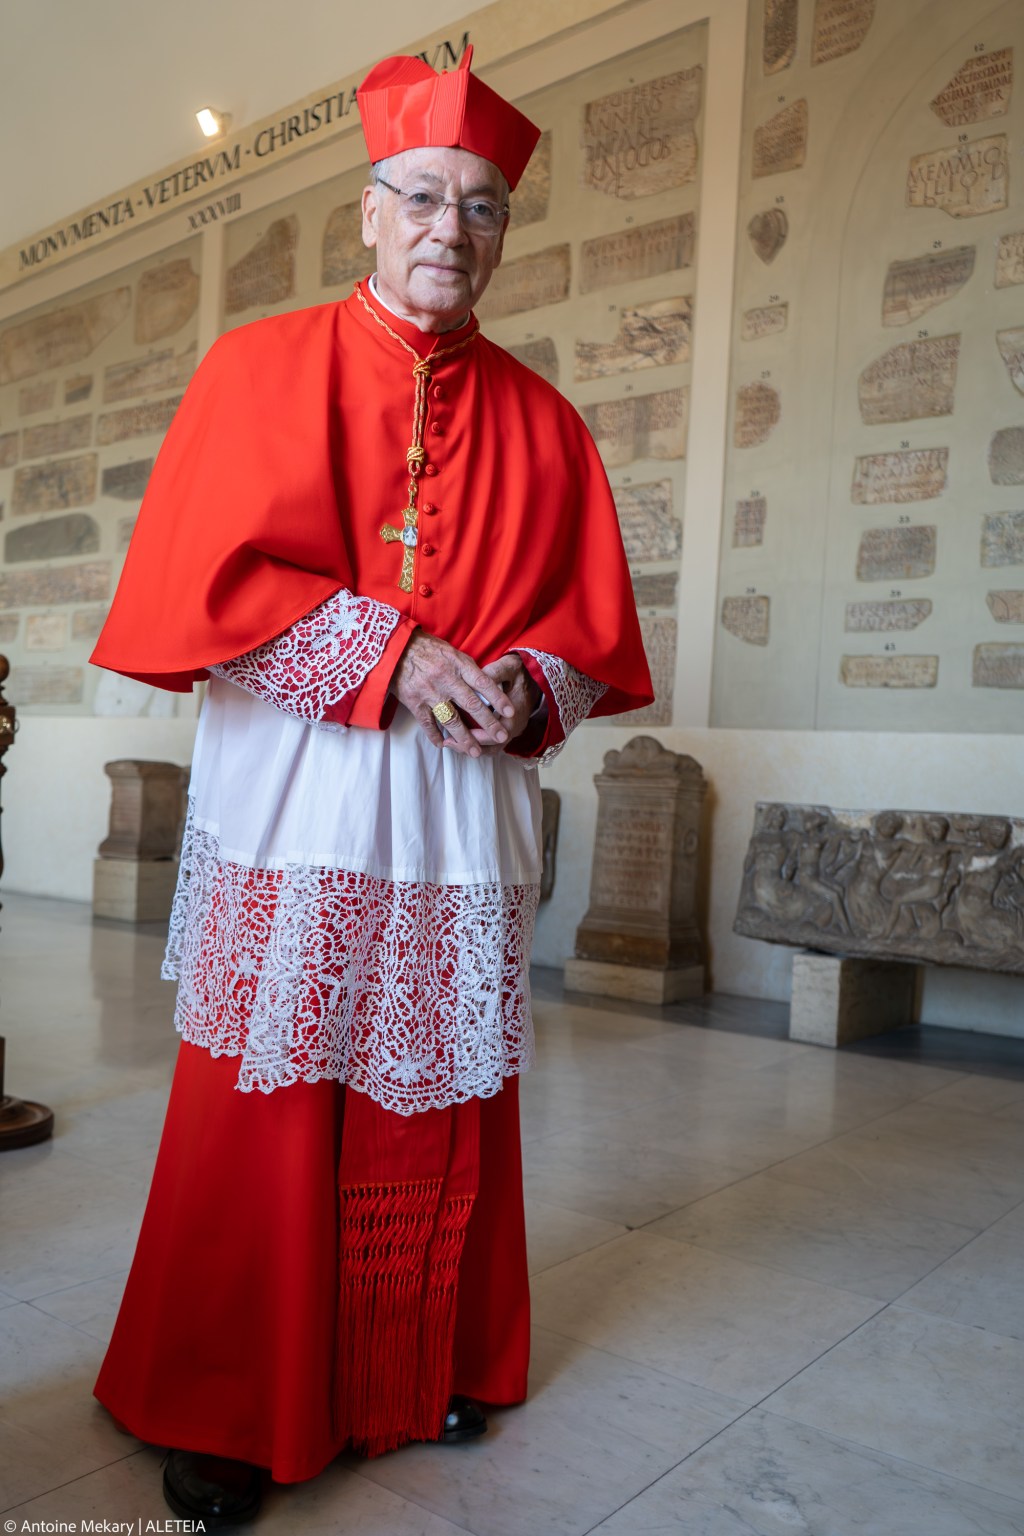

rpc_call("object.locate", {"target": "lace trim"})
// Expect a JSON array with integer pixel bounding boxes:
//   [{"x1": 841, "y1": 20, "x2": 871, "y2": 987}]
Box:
[
  {"x1": 162, "y1": 804, "x2": 538, "y2": 1114},
  {"x1": 208, "y1": 587, "x2": 402, "y2": 730},
  {"x1": 519, "y1": 649, "x2": 608, "y2": 766}
]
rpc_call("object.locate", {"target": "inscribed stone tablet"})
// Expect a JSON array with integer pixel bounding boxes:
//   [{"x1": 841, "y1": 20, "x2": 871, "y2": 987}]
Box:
[
  {"x1": 747, "y1": 208, "x2": 788, "y2": 264},
  {"x1": 741, "y1": 303, "x2": 788, "y2": 341},
  {"x1": 0, "y1": 433, "x2": 18, "y2": 469},
  {"x1": 104, "y1": 346, "x2": 196, "y2": 403},
  {"x1": 97, "y1": 398, "x2": 182, "y2": 446},
  {"x1": 995, "y1": 232, "x2": 1024, "y2": 288},
  {"x1": 101, "y1": 460, "x2": 154, "y2": 501},
  {"x1": 117, "y1": 517, "x2": 136, "y2": 552},
  {"x1": 733, "y1": 496, "x2": 767, "y2": 547},
  {"x1": 8, "y1": 666, "x2": 84, "y2": 705},
  {"x1": 930, "y1": 49, "x2": 1013, "y2": 128},
  {"x1": 575, "y1": 297, "x2": 690, "y2": 380},
  {"x1": 752, "y1": 100, "x2": 808, "y2": 178},
  {"x1": 981, "y1": 512, "x2": 1024, "y2": 567},
  {"x1": 135, "y1": 260, "x2": 200, "y2": 345},
  {"x1": 71, "y1": 608, "x2": 106, "y2": 642},
  {"x1": 764, "y1": 0, "x2": 798, "y2": 75},
  {"x1": 734, "y1": 382, "x2": 780, "y2": 447},
  {"x1": 225, "y1": 217, "x2": 298, "y2": 315},
  {"x1": 0, "y1": 616, "x2": 18, "y2": 643},
  {"x1": 856, "y1": 525, "x2": 936, "y2": 581},
  {"x1": 882, "y1": 246, "x2": 975, "y2": 326},
  {"x1": 582, "y1": 388, "x2": 688, "y2": 466},
  {"x1": 989, "y1": 428, "x2": 1024, "y2": 485},
  {"x1": 858, "y1": 334, "x2": 959, "y2": 424},
  {"x1": 906, "y1": 136, "x2": 1008, "y2": 219},
  {"x1": 475, "y1": 246, "x2": 570, "y2": 319},
  {"x1": 581, "y1": 68, "x2": 702, "y2": 200},
  {"x1": 851, "y1": 448, "x2": 948, "y2": 504},
  {"x1": 4, "y1": 513, "x2": 100, "y2": 564},
  {"x1": 65, "y1": 375, "x2": 93, "y2": 404},
  {"x1": 321, "y1": 201, "x2": 365, "y2": 289},
  {"x1": 973, "y1": 643, "x2": 1024, "y2": 688},
  {"x1": 844, "y1": 599, "x2": 932, "y2": 631},
  {"x1": 722, "y1": 594, "x2": 770, "y2": 645},
  {"x1": 624, "y1": 616, "x2": 675, "y2": 725},
  {"x1": 987, "y1": 591, "x2": 1024, "y2": 623},
  {"x1": 505, "y1": 338, "x2": 559, "y2": 386},
  {"x1": 0, "y1": 288, "x2": 131, "y2": 383},
  {"x1": 580, "y1": 215, "x2": 695, "y2": 294},
  {"x1": 25, "y1": 614, "x2": 69, "y2": 652},
  {"x1": 0, "y1": 562, "x2": 110, "y2": 608},
  {"x1": 811, "y1": 0, "x2": 875, "y2": 65},
  {"x1": 996, "y1": 329, "x2": 1024, "y2": 396},
  {"x1": 21, "y1": 414, "x2": 93, "y2": 460},
  {"x1": 19, "y1": 381, "x2": 55, "y2": 415},
  {"x1": 840, "y1": 655, "x2": 937, "y2": 687},
  {"x1": 12, "y1": 455, "x2": 97, "y2": 515},
  {"x1": 612, "y1": 481, "x2": 680, "y2": 562},
  {"x1": 511, "y1": 131, "x2": 551, "y2": 228},
  {"x1": 632, "y1": 571, "x2": 678, "y2": 609}
]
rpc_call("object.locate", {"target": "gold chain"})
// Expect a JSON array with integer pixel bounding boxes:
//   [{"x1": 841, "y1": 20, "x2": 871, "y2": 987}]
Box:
[{"x1": 356, "y1": 282, "x2": 478, "y2": 592}]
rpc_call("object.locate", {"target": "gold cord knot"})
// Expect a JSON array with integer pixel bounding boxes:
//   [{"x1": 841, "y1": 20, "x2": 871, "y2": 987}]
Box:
[
  {"x1": 406, "y1": 445, "x2": 427, "y2": 470},
  {"x1": 412, "y1": 359, "x2": 432, "y2": 380}
]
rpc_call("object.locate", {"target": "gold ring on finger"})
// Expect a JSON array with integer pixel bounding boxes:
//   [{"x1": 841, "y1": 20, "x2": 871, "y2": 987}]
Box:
[{"x1": 430, "y1": 698, "x2": 458, "y2": 726}]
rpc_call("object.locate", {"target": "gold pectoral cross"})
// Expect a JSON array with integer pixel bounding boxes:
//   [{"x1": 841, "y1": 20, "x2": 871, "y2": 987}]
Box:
[{"x1": 379, "y1": 501, "x2": 418, "y2": 593}]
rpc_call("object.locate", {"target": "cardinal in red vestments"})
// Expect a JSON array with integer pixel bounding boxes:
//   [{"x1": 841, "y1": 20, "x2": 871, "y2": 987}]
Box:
[{"x1": 91, "y1": 44, "x2": 652, "y2": 1527}]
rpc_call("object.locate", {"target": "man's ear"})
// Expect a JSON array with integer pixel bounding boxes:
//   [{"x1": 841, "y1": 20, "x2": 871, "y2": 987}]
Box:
[{"x1": 361, "y1": 184, "x2": 380, "y2": 250}]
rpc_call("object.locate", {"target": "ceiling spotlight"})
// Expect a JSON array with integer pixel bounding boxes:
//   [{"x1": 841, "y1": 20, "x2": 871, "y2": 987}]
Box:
[{"x1": 196, "y1": 107, "x2": 231, "y2": 139}]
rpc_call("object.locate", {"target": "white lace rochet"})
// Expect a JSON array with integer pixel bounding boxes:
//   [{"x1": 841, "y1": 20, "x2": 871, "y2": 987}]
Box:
[{"x1": 520, "y1": 649, "x2": 608, "y2": 765}]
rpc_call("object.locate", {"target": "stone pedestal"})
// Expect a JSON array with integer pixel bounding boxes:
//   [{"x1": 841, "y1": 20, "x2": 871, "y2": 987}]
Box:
[
  {"x1": 93, "y1": 856, "x2": 179, "y2": 923},
  {"x1": 789, "y1": 951, "x2": 917, "y2": 1047},
  {"x1": 565, "y1": 736, "x2": 707, "y2": 1005}
]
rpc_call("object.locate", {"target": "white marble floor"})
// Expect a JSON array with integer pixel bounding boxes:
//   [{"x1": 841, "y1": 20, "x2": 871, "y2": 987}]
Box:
[{"x1": 1, "y1": 893, "x2": 1023, "y2": 1534}]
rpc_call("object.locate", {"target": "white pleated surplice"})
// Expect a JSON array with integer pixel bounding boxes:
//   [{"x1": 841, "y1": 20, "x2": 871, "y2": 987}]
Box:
[{"x1": 164, "y1": 677, "x2": 543, "y2": 1113}]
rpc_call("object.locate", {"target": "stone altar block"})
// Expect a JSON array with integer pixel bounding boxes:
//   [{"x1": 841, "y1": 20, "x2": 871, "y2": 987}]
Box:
[
  {"x1": 565, "y1": 737, "x2": 706, "y2": 1004},
  {"x1": 93, "y1": 760, "x2": 186, "y2": 923}
]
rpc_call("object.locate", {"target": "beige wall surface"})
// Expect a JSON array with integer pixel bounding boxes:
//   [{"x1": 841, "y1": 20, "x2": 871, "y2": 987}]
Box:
[{"x1": 712, "y1": 0, "x2": 1024, "y2": 733}]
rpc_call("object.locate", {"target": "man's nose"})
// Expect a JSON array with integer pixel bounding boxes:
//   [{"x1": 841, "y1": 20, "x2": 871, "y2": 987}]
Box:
[{"x1": 432, "y1": 201, "x2": 468, "y2": 242}]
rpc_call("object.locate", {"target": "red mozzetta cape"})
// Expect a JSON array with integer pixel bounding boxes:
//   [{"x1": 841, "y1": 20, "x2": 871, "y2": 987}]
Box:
[{"x1": 91, "y1": 281, "x2": 653, "y2": 719}]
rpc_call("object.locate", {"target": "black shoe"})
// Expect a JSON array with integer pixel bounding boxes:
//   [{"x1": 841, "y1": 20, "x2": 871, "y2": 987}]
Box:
[
  {"x1": 441, "y1": 1393, "x2": 487, "y2": 1442},
  {"x1": 163, "y1": 1449, "x2": 263, "y2": 1527}
]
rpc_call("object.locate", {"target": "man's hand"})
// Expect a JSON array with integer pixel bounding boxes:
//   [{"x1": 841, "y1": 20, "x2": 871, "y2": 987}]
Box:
[
  {"x1": 390, "y1": 631, "x2": 516, "y2": 758},
  {"x1": 469, "y1": 654, "x2": 541, "y2": 754}
]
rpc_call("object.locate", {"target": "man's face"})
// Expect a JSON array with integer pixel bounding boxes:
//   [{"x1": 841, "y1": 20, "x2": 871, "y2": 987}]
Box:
[{"x1": 361, "y1": 146, "x2": 508, "y2": 332}]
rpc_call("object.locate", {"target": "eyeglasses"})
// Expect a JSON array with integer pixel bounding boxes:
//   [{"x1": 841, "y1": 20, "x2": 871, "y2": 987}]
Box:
[{"x1": 375, "y1": 176, "x2": 509, "y2": 236}]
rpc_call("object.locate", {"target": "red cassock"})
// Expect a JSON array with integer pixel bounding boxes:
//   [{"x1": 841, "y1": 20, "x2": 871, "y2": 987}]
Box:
[{"x1": 91, "y1": 280, "x2": 652, "y2": 1480}]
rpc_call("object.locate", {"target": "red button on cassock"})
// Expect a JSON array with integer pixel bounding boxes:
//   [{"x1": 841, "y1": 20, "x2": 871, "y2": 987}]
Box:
[
  {"x1": 424, "y1": 463, "x2": 437, "y2": 476},
  {"x1": 431, "y1": 423, "x2": 444, "y2": 435},
  {"x1": 421, "y1": 502, "x2": 437, "y2": 515},
  {"x1": 432, "y1": 384, "x2": 444, "y2": 400},
  {"x1": 422, "y1": 544, "x2": 435, "y2": 556},
  {"x1": 418, "y1": 583, "x2": 433, "y2": 597}
]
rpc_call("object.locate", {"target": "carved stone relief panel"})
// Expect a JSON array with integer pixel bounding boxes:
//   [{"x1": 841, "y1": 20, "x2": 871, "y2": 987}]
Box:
[
  {"x1": 930, "y1": 49, "x2": 1013, "y2": 127},
  {"x1": 752, "y1": 100, "x2": 808, "y2": 177},
  {"x1": 25, "y1": 613, "x2": 69, "y2": 652},
  {"x1": 475, "y1": 246, "x2": 570, "y2": 319},
  {"x1": 321, "y1": 201, "x2": 365, "y2": 290},
  {"x1": 747, "y1": 208, "x2": 788, "y2": 263},
  {"x1": 840, "y1": 655, "x2": 938, "y2": 687},
  {"x1": 97, "y1": 398, "x2": 183, "y2": 446},
  {"x1": 881, "y1": 247, "x2": 975, "y2": 326},
  {"x1": 0, "y1": 433, "x2": 19, "y2": 469},
  {"x1": 906, "y1": 136, "x2": 1009, "y2": 218},
  {"x1": 613, "y1": 481, "x2": 680, "y2": 563},
  {"x1": 0, "y1": 288, "x2": 131, "y2": 382},
  {"x1": 18, "y1": 381, "x2": 55, "y2": 415},
  {"x1": 741, "y1": 303, "x2": 788, "y2": 341},
  {"x1": 225, "y1": 217, "x2": 298, "y2": 315},
  {"x1": 722, "y1": 594, "x2": 770, "y2": 645},
  {"x1": 103, "y1": 345, "x2": 196, "y2": 403},
  {"x1": 135, "y1": 260, "x2": 199, "y2": 344},
  {"x1": 574, "y1": 297, "x2": 690, "y2": 380},
  {"x1": 973, "y1": 643, "x2": 1024, "y2": 689},
  {"x1": 101, "y1": 460, "x2": 154, "y2": 501},
  {"x1": 22, "y1": 415, "x2": 92, "y2": 459},
  {"x1": 996, "y1": 329, "x2": 1024, "y2": 396},
  {"x1": 582, "y1": 388, "x2": 688, "y2": 466},
  {"x1": 856, "y1": 525, "x2": 936, "y2": 581},
  {"x1": 763, "y1": 0, "x2": 798, "y2": 76},
  {"x1": 810, "y1": 0, "x2": 875, "y2": 66},
  {"x1": 734, "y1": 382, "x2": 780, "y2": 446},
  {"x1": 858, "y1": 334, "x2": 959, "y2": 424},
  {"x1": 5, "y1": 513, "x2": 100, "y2": 564},
  {"x1": 505, "y1": 338, "x2": 559, "y2": 386},
  {"x1": 582, "y1": 68, "x2": 702, "y2": 199},
  {"x1": 981, "y1": 512, "x2": 1024, "y2": 567},
  {"x1": 511, "y1": 131, "x2": 552, "y2": 228},
  {"x1": 989, "y1": 428, "x2": 1024, "y2": 486},
  {"x1": 733, "y1": 496, "x2": 767, "y2": 547},
  {"x1": 579, "y1": 215, "x2": 695, "y2": 294},
  {"x1": 851, "y1": 448, "x2": 948, "y2": 504},
  {"x1": 12, "y1": 455, "x2": 98, "y2": 515},
  {"x1": 986, "y1": 591, "x2": 1024, "y2": 623},
  {"x1": 995, "y1": 232, "x2": 1024, "y2": 289},
  {"x1": 844, "y1": 599, "x2": 932, "y2": 631}
]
